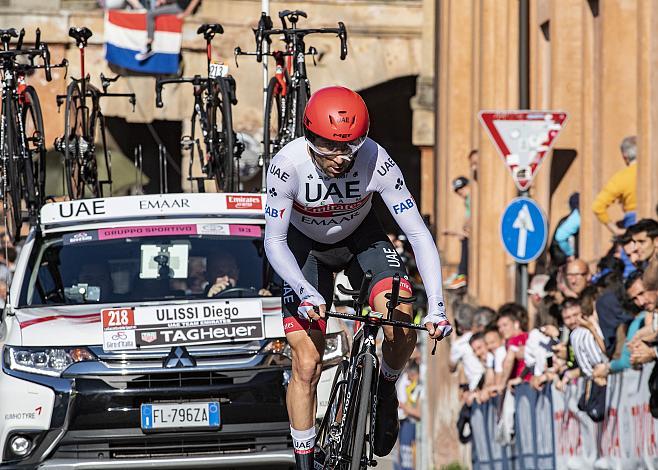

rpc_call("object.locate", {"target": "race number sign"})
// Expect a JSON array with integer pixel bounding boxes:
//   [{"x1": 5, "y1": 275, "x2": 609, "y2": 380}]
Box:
[{"x1": 101, "y1": 299, "x2": 264, "y2": 351}]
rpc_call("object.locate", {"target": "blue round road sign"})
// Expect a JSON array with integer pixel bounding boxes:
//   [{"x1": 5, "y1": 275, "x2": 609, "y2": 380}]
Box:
[{"x1": 500, "y1": 197, "x2": 547, "y2": 264}]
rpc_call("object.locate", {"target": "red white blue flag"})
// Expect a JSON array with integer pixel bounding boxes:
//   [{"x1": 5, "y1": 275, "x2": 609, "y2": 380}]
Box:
[{"x1": 104, "y1": 10, "x2": 182, "y2": 75}]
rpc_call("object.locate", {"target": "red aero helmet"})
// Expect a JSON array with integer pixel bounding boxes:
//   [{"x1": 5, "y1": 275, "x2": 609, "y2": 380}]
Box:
[{"x1": 303, "y1": 86, "x2": 369, "y2": 155}]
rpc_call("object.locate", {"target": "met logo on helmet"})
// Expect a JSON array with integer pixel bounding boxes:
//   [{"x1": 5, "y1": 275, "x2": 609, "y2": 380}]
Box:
[{"x1": 333, "y1": 133, "x2": 352, "y2": 138}]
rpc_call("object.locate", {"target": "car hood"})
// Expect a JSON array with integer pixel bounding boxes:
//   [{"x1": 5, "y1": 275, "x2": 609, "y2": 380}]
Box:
[{"x1": 13, "y1": 297, "x2": 288, "y2": 347}]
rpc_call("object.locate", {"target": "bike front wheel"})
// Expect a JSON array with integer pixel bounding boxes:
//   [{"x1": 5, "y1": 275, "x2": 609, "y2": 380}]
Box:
[
  {"x1": 2, "y1": 96, "x2": 23, "y2": 244},
  {"x1": 294, "y1": 79, "x2": 310, "y2": 138},
  {"x1": 348, "y1": 354, "x2": 375, "y2": 470},
  {"x1": 21, "y1": 85, "x2": 46, "y2": 208}
]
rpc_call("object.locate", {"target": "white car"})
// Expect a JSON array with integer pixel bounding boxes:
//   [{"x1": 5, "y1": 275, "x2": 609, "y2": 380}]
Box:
[{"x1": 0, "y1": 193, "x2": 348, "y2": 469}]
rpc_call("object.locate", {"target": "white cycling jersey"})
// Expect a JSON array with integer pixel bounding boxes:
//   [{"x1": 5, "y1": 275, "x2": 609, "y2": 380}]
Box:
[{"x1": 264, "y1": 137, "x2": 447, "y2": 320}]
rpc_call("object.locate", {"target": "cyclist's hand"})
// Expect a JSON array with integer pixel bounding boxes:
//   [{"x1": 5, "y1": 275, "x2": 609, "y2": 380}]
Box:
[
  {"x1": 297, "y1": 292, "x2": 326, "y2": 321},
  {"x1": 422, "y1": 311, "x2": 453, "y2": 340}
]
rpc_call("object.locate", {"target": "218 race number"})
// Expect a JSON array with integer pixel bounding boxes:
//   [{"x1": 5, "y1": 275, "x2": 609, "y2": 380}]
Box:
[{"x1": 102, "y1": 308, "x2": 135, "y2": 329}]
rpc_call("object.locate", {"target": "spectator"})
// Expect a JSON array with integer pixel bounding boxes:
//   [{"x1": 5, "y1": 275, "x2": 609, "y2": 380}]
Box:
[
  {"x1": 607, "y1": 271, "x2": 653, "y2": 372},
  {"x1": 630, "y1": 218, "x2": 658, "y2": 268},
  {"x1": 472, "y1": 306, "x2": 495, "y2": 333},
  {"x1": 524, "y1": 321, "x2": 558, "y2": 390},
  {"x1": 560, "y1": 258, "x2": 591, "y2": 299},
  {"x1": 396, "y1": 360, "x2": 421, "y2": 470},
  {"x1": 550, "y1": 192, "x2": 580, "y2": 267},
  {"x1": 469, "y1": 333, "x2": 495, "y2": 402},
  {"x1": 569, "y1": 302, "x2": 608, "y2": 384},
  {"x1": 625, "y1": 272, "x2": 658, "y2": 366},
  {"x1": 443, "y1": 176, "x2": 470, "y2": 290},
  {"x1": 592, "y1": 135, "x2": 637, "y2": 235},
  {"x1": 468, "y1": 149, "x2": 479, "y2": 182},
  {"x1": 483, "y1": 327, "x2": 507, "y2": 388},
  {"x1": 550, "y1": 298, "x2": 583, "y2": 390},
  {"x1": 496, "y1": 307, "x2": 530, "y2": 391},
  {"x1": 527, "y1": 274, "x2": 551, "y2": 329},
  {"x1": 136, "y1": 0, "x2": 202, "y2": 61},
  {"x1": 613, "y1": 230, "x2": 637, "y2": 279},
  {"x1": 592, "y1": 254, "x2": 631, "y2": 356},
  {"x1": 449, "y1": 303, "x2": 484, "y2": 392}
]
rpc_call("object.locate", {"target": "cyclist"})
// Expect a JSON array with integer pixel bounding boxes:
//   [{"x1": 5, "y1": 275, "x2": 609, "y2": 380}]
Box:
[{"x1": 264, "y1": 86, "x2": 452, "y2": 469}]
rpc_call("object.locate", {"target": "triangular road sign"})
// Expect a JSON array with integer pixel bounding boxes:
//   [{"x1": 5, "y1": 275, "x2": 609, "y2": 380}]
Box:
[{"x1": 478, "y1": 110, "x2": 568, "y2": 191}]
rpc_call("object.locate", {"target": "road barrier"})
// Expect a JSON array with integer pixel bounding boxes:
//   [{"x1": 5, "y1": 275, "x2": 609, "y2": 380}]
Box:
[{"x1": 471, "y1": 364, "x2": 658, "y2": 469}]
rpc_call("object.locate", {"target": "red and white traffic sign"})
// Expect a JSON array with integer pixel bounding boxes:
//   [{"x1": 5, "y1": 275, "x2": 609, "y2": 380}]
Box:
[{"x1": 478, "y1": 110, "x2": 568, "y2": 191}]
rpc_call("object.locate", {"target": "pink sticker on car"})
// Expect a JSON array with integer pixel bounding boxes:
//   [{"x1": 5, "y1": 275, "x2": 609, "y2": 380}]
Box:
[
  {"x1": 229, "y1": 225, "x2": 262, "y2": 237},
  {"x1": 98, "y1": 224, "x2": 198, "y2": 240}
]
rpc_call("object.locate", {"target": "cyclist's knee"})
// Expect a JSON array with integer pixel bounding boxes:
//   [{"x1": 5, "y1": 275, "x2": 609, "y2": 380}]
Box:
[
  {"x1": 368, "y1": 276, "x2": 413, "y2": 313},
  {"x1": 292, "y1": 354, "x2": 322, "y2": 384}
]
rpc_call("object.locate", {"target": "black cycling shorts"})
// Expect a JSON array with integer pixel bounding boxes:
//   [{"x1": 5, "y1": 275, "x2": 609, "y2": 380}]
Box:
[{"x1": 281, "y1": 211, "x2": 411, "y2": 335}]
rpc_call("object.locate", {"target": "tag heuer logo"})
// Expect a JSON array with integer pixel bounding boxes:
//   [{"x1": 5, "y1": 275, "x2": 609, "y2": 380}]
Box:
[
  {"x1": 141, "y1": 331, "x2": 157, "y2": 343},
  {"x1": 226, "y1": 195, "x2": 263, "y2": 210}
]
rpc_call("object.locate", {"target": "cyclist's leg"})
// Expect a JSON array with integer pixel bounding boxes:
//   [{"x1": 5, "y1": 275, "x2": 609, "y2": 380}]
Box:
[
  {"x1": 282, "y1": 227, "x2": 334, "y2": 469},
  {"x1": 346, "y1": 215, "x2": 417, "y2": 456}
]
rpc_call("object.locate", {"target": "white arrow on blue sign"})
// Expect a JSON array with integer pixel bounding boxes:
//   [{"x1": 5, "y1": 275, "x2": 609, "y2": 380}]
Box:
[{"x1": 500, "y1": 197, "x2": 548, "y2": 264}]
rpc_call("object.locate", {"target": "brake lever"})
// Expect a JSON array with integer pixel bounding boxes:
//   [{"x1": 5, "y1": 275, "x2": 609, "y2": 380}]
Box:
[
  {"x1": 431, "y1": 339, "x2": 438, "y2": 355},
  {"x1": 233, "y1": 47, "x2": 240, "y2": 67}
]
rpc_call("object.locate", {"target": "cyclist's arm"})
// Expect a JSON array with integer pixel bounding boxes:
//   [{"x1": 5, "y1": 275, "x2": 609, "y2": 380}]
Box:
[
  {"x1": 263, "y1": 154, "x2": 323, "y2": 304},
  {"x1": 369, "y1": 149, "x2": 445, "y2": 316}
]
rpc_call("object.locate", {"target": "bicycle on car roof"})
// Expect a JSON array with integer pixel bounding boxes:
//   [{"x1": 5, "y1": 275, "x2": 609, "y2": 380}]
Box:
[
  {"x1": 156, "y1": 23, "x2": 242, "y2": 193},
  {"x1": 0, "y1": 27, "x2": 66, "y2": 243},
  {"x1": 54, "y1": 26, "x2": 136, "y2": 200},
  {"x1": 234, "y1": 10, "x2": 347, "y2": 189}
]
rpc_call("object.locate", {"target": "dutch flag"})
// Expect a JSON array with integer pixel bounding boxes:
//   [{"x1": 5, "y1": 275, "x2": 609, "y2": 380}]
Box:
[{"x1": 104, "y1": 9, "x2": 182, "y2": 75}]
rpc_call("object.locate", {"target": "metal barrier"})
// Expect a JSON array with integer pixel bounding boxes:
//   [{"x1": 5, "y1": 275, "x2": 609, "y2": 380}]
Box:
[{"x1": 471, "y1": 364, "x2": 658, "y2": 469}]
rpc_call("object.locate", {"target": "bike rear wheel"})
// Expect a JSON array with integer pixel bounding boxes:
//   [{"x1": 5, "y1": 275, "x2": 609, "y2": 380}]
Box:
[
  {"x1": 2, "y1": 95, "x2": 23, "y2": 244},
  {"x1": 21, "y1": 85, "x2": 46, "y2": 207},
  {"x1": 64, "y1": 81, "x2": 97, "y2": 199},
  {"x1": 263, "y1": 76, "x2": 284, "y2": 167},
  {"x1": 209, "y1": 79, "x2": 235, "y2": 192}
]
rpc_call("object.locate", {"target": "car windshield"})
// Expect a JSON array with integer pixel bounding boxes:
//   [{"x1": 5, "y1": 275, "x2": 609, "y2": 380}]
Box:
[{"x1": 19, "y1": 224, "x2": 271, "y2": 306}]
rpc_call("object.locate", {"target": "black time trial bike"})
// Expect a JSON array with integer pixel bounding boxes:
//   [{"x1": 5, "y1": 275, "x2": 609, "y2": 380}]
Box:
[
  {"x1": 156, "y1": 23, "x2": 241, "y2": 193},
  {"x1": 54, "y1": 26, "x2": 136, "y2": 200},
  {"x1": 234, "y1": 10, "x2": 347, "y2": 185},
  {"x1": 316, "y1": 272, "x2": 431, "y2": 469}
]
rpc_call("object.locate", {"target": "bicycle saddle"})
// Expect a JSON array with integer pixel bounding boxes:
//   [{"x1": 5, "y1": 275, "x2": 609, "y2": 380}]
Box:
[
  {"x1": 0, "y1": 28, "x2": 18, "y2": 39},
  {"x1": 69, "y1": 27, "x2": 93, "y2": 46},
  {"x1": 279, "y1": 9, "x2": 307, "y2": 20},
  {"x1": 197, "y1": 23, "x2": 223, "y2": 40}
]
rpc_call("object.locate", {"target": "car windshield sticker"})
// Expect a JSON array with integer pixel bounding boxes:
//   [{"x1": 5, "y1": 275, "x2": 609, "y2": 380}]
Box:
[
  {"x1": 101, "y1": 299, "x2": 265, "y2": 351},
  {"x1": 63, "y1": 231, "x2": 100, "y2": 245},
  {"x1": 196, "y1": 224, "x2": 262, "y2": 237},
  {"x1": 98, "y1": 224, "x2": 197, "y2": 241},
  {"x1": 229, "y1": 224, "x2": 262, "y2": 237}
]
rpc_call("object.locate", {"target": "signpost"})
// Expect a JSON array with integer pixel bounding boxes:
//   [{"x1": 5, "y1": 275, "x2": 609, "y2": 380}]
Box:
[
  {"x1": 479, "y1": 110, "x2": 567, "y2": 306},
  {"x1": 500, "y1": 198, "x2": 548, "y2": 264}
]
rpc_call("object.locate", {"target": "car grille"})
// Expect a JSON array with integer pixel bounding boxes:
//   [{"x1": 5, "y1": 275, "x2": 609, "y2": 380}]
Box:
[
  {"x1": 52, "y1": 430, "x2": 291, "y2": 460},
  {"x1": 126, "y1": 371, "x2": 235, "y2": 389}
]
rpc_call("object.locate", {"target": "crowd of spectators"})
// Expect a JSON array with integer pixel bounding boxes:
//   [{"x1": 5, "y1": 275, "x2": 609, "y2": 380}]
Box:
[{"x1": 450, "y1": 215, "x2": 658, "y2": 440}]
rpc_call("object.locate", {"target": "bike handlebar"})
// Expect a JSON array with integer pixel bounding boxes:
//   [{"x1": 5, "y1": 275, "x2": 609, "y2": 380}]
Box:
[
  {"x1": 324, "y1": 310, "x2": 427, "y2": 331},
  {"x1": 155, "y1": 75, "x2": 207, "y2": 107},
  {"x1": 249, "y1": 12, "x2": 347, "y2": 63}
]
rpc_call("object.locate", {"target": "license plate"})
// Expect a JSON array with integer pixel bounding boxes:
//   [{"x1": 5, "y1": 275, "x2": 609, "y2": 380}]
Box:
[{"x1": 141, "y1": 402, "x2": 220, "y2": 430}]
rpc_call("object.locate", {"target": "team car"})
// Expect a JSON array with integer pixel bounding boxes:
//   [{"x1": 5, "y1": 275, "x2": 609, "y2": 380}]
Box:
[{"x1": 0, "y1": 193, "x2": 349, "y2": 469}]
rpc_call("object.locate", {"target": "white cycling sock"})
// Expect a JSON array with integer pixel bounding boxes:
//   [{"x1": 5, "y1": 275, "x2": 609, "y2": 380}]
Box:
[{"x1": 291, "y1": 426, "x2": 316, "y2": 455}]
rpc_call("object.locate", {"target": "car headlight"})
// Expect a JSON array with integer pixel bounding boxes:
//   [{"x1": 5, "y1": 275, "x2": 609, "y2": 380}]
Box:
[
  {"x1": 261, "y1": 331, "x2": 348, "y2": 367},
  {"x1": 322, "y1": 331, "x2": 349, "y2": 366},
  {"x1": 3, "y1": 346, "x2": 96, "y2": 377}
]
